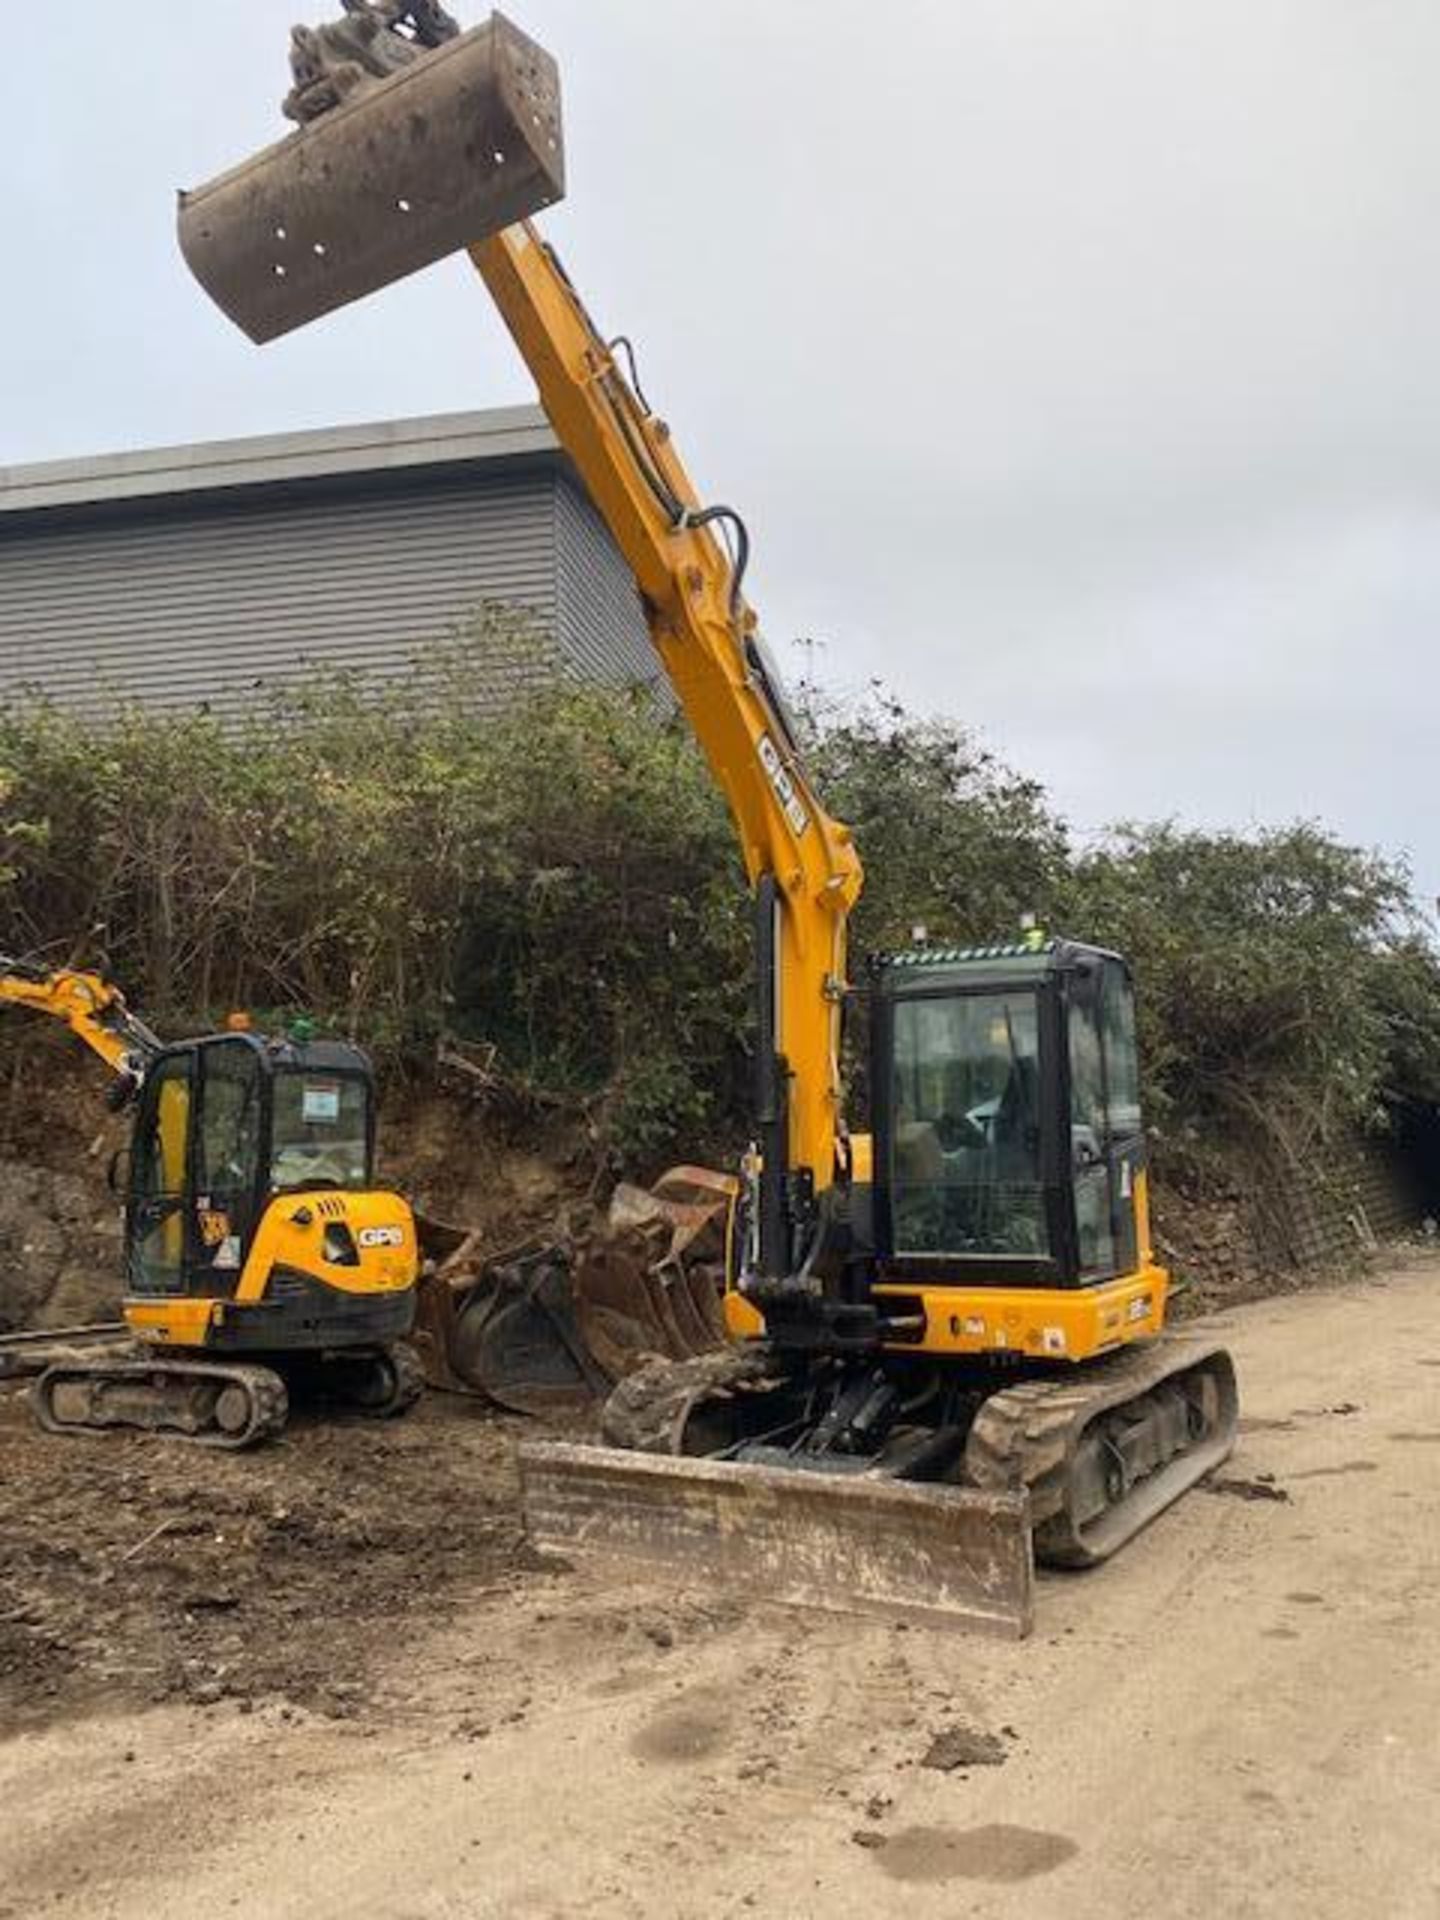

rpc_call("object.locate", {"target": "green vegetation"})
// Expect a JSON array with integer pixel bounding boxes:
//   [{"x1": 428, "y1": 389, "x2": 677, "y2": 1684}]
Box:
[
  {"x1": 1064, "y1": 822, "x2": 1440, "y2": 1187},
  {"x1": 2, "y1": 630, "x2": 1438, "y2": 1182}
]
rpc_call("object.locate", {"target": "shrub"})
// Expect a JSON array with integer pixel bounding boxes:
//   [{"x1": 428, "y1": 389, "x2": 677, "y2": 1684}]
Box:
[
  {"x1": 1065, "y1": 821, "x2": 1437, "y2": 1180},
  {"x1": 3, "y1": 641, "x2": 1437, "y2": 1183}
]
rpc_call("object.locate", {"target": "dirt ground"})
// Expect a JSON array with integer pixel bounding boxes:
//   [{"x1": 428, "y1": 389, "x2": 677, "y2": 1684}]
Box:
[
  {"x1": 0, "y1": 1390, "x2": 546, "y2": 1731},
  {"x1": 3, "y1": 1254, "x2": 1440, "y2": 1919}
]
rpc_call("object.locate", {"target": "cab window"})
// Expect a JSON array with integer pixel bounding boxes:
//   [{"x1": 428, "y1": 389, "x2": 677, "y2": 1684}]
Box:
[
  {"x1": 270, "y1": 1071, "x2": 371, "y2": 1189},
  {"x1": 197, "y1": 1040, "x2": 263, "y2": 1195},
  {"x1": 889, "y1": 991, "x2": 1049, "y2": 1259},
  {"x1": 1101, "y1": 963, "x2": 1142, "y2": 1140}
]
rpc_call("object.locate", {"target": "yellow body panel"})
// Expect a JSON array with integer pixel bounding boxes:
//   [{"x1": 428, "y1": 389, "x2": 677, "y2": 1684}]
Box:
[
  {"x1": 233, "y1": 1190, "x2": 418, "y2": 1304},
  {"x1": 1134, "y1": 1165, "x2": 1155, "y2": 1265},
  {"x1": 725, "y1": 1292, "x2": 767, "y2": 1341},
  {"x1": 125, "y1": 1189, "x2": 418, "y2": 1350},
  {"x1": 156, "y1": 1072, "x2": 191, "y2": 1270},
  {"x1": 126, "y1": 1299, "x2": 218, "y2": 1347},
  {"x1": 847, "y1": 1133, "x2": 874, "y2": 1186},
  {"x1": 873, "y1": 1264, "x2": 1170, "y2": 1363}
]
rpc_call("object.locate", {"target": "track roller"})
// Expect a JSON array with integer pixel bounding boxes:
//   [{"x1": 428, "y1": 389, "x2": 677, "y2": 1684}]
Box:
[
  {"x1": 965, "y1": 1337, "x2": 1239, "y2": 1567},
  {"x1": 32, "y1": 1360, "x2": 289, "y2": 1450}
]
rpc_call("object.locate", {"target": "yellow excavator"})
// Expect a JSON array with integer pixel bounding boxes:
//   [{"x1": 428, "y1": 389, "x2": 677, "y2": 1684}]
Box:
[
  {"x1": 175, "y1": 7, "x2": 1238, "y2": 1628},
  {"x1": 0, "y1": 956, "x2": 423, "y2": 1445}
]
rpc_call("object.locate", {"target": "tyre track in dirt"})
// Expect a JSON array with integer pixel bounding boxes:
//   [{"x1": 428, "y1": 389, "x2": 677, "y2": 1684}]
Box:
[{"x1": 2, "y1": 1256, "x2": 1439, "y2": 1919}]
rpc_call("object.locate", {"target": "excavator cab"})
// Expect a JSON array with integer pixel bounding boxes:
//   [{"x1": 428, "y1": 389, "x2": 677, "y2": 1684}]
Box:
[
  {"x1": 121, "y1": 1030, "x2": 416, "y2": 1349},
  {"x1": 866, "y1": 938, "x2": 1175, "y2": 1369},
  {"x1": 872, "y1": 939, "x2": 1150, "y2": 1294},
  {"x1": 130, "y1": 1035, "x2": 359, "y2": 1283}
]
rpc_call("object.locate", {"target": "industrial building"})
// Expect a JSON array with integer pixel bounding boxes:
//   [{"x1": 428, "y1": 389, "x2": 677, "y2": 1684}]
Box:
[{"x1": 0, "y1": 407, "x2": 656, "y2": 714}]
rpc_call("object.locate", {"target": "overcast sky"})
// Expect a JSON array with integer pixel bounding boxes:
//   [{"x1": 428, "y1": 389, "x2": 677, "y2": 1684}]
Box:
[{"x1": 5, "y1": 3, "x2": 1436, "y2": 907}]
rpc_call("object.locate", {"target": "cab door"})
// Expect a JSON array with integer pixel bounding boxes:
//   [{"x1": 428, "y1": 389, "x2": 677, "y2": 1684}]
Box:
[
  {"x1": 1067, "y1": 981, "x2": 1117, "y2": 1279},
  {"x1": 126, "y1": 1051, "x2": 196, "y2": 1296},
  {"x1": 1066, "y1": 958, "x2": 1146, "y2": 1282},
  {"x1": 192, "y1": 1038, "x2": 266, "y2": 1287},
  {"x1": 1097, "y1": 960, "x2": 1144, "y2": 1280}
]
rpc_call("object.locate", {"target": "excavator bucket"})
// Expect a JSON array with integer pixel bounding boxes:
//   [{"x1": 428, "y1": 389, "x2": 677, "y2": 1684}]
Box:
[
  {"x1": 519, "y1": 1442, "x2": 1036, "y2": 1638},
  {"x1": 411, "y1": 1222, "x2": 605, "y2": 1415},
  {"x1": 410, "y1": 1172, "x2": 733, "y2": 1411},
  {"x1": 177, "y1": 13, "x2": 564, "y2": 344},
  {"x1": 570, "y1": 1177, "x2": 732, "y2": 1377}
]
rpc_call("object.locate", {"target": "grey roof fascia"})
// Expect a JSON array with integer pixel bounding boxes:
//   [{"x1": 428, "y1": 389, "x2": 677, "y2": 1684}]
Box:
[{"x1": 0, "y1": 405, "x2": 560, "y2": 523}]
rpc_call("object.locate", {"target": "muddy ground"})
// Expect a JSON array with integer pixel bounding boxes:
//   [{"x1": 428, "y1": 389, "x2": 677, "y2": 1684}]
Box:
[
  {"x1": 0, "y1": 1388, "x2": 545, "y2": 1731},
  {"x1": 3, "y1": 1255, "x2": 1439, "y2": 1918}
]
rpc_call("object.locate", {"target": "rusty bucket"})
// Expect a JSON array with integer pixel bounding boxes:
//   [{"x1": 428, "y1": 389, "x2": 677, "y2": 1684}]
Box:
[{"x1": 177, "y1": 13, "x2": 564, "y2": 343}]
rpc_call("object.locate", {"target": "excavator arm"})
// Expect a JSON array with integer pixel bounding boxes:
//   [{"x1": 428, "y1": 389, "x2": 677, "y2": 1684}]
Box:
[
  {"x1": 468, "y1": 227, "x2": 863, "y2": 1287},
  {"x1": 0, "y1": 957, "x2": 161, "y2": 1097},
  {"x1": 170, "y1": 11, "x2": 1044, "y2": 1628}
]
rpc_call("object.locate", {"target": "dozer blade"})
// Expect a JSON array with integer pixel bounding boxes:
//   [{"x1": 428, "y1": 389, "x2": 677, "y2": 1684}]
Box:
[
  {"x1": 519, "y1": 1442, "x2": 1035, "y2": 1638},
  {"x1": 178, "y1": 13, "x2": 564, "y2": 344}
]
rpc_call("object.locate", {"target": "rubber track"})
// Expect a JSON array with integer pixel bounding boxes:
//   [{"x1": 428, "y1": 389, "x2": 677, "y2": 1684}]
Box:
[
  {"x1": 965, "y1": 1337, "x2": 1237, "y2": 1568},
  {"x1": 362, "y1": 1341, "x2": 427, "y2": 1417},
  {"x1": 601, "y1": 1347, "x2": 775, "y2": 1455},
  {"x1": 33, "y1": 1359, "x2": 290, "y2": 1450}
]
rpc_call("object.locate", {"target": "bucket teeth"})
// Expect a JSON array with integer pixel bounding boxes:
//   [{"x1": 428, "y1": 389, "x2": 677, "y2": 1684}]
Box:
[{"x1": 177, "y1": 13, "x2": 565, "y2": 343}]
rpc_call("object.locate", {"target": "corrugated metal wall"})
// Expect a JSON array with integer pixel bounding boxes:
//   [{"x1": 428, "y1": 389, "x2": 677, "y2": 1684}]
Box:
[
  {"x1": 0, "y1": 462, "x2": 655, "y2": 715},
  {"x1": 554, "y1": 474, "x2": 658, "y2": 690}
]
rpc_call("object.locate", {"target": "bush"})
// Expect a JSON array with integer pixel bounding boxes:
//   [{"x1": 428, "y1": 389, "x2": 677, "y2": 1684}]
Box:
[
  {"x1": 800, "y1": 688, "x2": 1069, "y2": 957},
  {"x1": 0, "y1": 620, "x2": 750, "y2": 1171},
  {"x1": 3, "y1": 641, "x2": 1438, "y2": 1185},
  {"x1": 1065, "y1": 821, "x2": 1439, "y2": 1180}
]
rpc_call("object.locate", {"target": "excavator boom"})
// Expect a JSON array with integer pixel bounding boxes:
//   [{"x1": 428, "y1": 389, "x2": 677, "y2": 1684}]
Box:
[
  {"x1": 172, "y1": 14, "x2": 1033, "y2": 1631},
  {"x1": 0, "y1": 956, "x2": 160, "y2": 1089},
  {"x1": 177, "y1": 13, "x2": 859, "y2": 1260}
]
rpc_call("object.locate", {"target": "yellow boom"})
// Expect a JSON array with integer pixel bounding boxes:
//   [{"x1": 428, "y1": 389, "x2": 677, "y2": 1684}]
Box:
[
  {"x1": 471, "y1": 226, "x2": 863, "y2": 1227},
  {"x1": 0, "y1": 959, "x2": 159, "y2": 1089},
  {"x1": 174, "y1": 8, "x2": 863, "y2": 1288}
]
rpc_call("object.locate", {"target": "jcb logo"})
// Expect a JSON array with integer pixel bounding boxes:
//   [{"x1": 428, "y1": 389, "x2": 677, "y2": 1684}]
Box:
[{"x1": 757, "y1": 734, "x2": 810, "y2": 838}]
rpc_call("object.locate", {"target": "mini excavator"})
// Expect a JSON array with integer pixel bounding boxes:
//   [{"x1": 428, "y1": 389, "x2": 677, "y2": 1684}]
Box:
[
  {"x1": 174, "y1": 6, "x2": 1238, "y2": 1626},
  {"x1": 0, "y1": 957, "x2": 422, "y2": 1445}
]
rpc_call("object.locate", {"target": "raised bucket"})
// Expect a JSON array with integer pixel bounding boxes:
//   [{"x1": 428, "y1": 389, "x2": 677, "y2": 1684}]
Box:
[{"x1": 177, "y1": 13, "x2": 564, "y2": 343}]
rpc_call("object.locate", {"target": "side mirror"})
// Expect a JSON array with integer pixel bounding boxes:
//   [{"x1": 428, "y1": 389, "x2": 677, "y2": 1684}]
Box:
[{"x1": 106, "y1": 1146, "x2": 132, "y2": 1196}]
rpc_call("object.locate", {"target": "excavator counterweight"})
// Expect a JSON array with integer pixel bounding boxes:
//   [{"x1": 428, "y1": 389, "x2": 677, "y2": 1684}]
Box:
[{"x1": 178, "y1": 12, "x2": 563, "y2": 343}]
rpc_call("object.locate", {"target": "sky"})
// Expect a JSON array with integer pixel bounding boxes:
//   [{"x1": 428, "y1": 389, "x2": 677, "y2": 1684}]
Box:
[{"x1": 5, "y1": 2, "x2": 1437, "y2": 908}]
